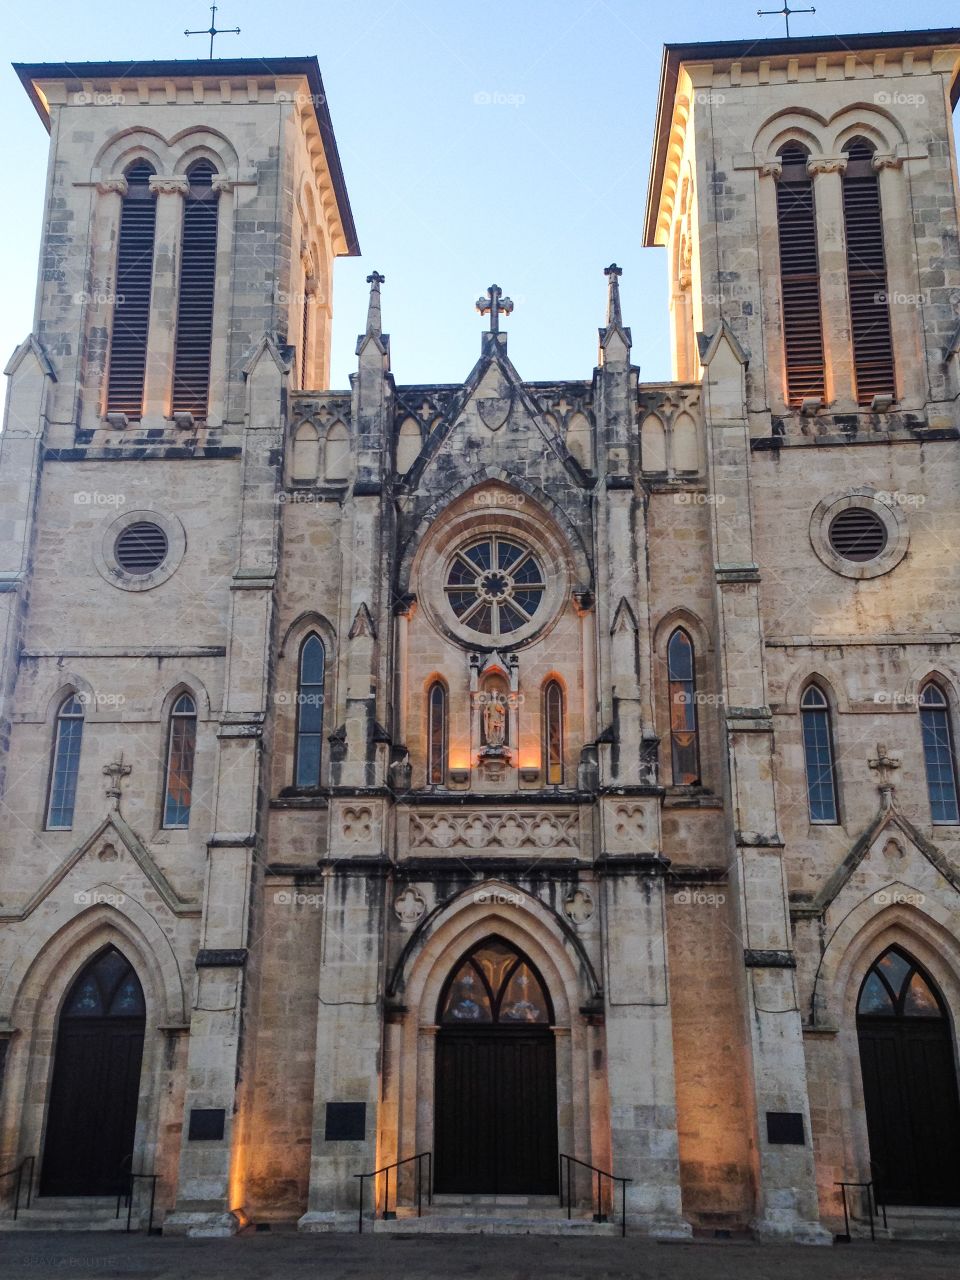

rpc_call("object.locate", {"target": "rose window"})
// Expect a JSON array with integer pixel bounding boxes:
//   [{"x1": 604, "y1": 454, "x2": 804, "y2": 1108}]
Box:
[{"x1": 444, "y1": 537, "x2": 545, "y2": 636}]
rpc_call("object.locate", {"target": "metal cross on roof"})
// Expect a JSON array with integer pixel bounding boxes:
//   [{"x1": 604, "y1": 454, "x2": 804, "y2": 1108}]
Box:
[
  {"x1": 185, "y1": 4, "x2": 241, "y2": 60},
  {"x1": 475, "y1": 284, "x2": 514, "y2": 334},
  {"x1": 757, "y1": 3, "x2": 815, "y2": 37}
]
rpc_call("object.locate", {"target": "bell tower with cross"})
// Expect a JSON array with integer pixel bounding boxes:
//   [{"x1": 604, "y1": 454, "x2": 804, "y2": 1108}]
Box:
[{"x1": 475, "y1": 283, "x2": 514, "y2": 355}]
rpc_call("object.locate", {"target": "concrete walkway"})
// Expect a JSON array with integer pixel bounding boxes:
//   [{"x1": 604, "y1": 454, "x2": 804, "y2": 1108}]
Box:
[{"x1": 2, "y1": 1232, "x2": 960, "y2": 1279}]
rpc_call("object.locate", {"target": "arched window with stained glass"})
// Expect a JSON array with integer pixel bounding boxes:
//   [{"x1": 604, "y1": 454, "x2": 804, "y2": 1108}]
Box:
[
  {"x1": 919, "y1": 682, "x2": 959, "y2": 825},
  {"x1": 667, "y1": 627, "x2": 700, "y2": 785},
  {"x1": 163, "y1": 693, "x2": 197, "y2": 828},
  {"x1": 800, "y1": 683, "x2": 838, "y2": 822},
  {"x1": 46, "y1": 693, "x2": 85, "y2": 830},
  {"x1": 427, "y1": 680, "x2": 448, "y2": 786},
  {"x1": 294, "y1": 633, "x2": 326, "y2": 788},
  {"x1": 439, "y1": 937, "x2": 552, "y2": 1025}
]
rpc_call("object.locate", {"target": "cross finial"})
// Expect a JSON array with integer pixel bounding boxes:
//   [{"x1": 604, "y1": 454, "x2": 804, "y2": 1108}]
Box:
[
  {"x1": 475, "y1": 284, "x2": 514, "y2": 334},
  {"x1": 868, "y1": 742, "x2": 901, "y2": 807},
  {"x1": 103, "y1": 753, "x2": 132, "y2": 812},
  {"x1": 757, "y1": 3, "x2": 815, "y2": 37},
  {"x1": 604, "y1": 263, "x2": 623, "y2": 326},
  {"x1": 185, "y1": 4, "x2": 241, "y2": 59}
]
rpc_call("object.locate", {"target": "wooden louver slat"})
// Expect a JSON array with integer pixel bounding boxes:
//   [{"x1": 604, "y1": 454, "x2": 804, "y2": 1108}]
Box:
[
  {"x1": 172, "y1": 164, "x2": 219, "y2": 419},
  {"x1": 106, "y1": 162, "x2": 156, "y2": 418},
  {"x1": 842, "y1": 140, "x2": 895, "y2": 406},
  {"x1": 776, "y1": 147, "x2": 826, "y2": 407}
]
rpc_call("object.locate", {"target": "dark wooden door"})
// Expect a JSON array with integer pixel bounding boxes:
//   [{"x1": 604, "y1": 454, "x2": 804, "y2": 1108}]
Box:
[
  {"x1": 41, "y1": 948, "x2": 146, "y2": 1196},
  {"x1": 434, "y1": 1030, "x2": 558, "y2": 1194},
  {"x1": 857, "y1": 947, "x2": 960, "y2": 1206}
]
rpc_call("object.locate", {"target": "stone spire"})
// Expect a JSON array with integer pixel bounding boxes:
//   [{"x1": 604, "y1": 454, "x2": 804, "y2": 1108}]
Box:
[
  {"x1": 598, "y1": 263, "x2": 631, "y2": 366},
  {"x1": 365, "y1": 270, "x2": 385, "y2": 336},
  {"x1": 604, "y1": 263, "x2": 623, "y2": 326}
]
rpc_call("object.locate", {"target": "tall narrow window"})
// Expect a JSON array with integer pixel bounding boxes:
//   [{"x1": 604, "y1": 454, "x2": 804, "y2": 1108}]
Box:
[
  {"x1": 294, "y1": 634, "x2": 325, "y2": 788},
  {"x1": 300, "y1": 280, "x2": 311, "y2": 390},
  {"x1": 842, "y1": 138, "x2": 895, "y2": 405},
  {"x1": 919, "y1": 683, "x2": 959, "y2": 824},
  {"x1": 776, "y1": 143, "x2": 825, "y2": 406},
  {"x1": 801, "y1": 684, "x2": 838, "y2": 822},
  {"x1": 427, "y1": 681, "x2": 448, "y2": 786},
  {"x1": 106, "y1": 161, "x2": 157, "y2": 417},
  {"x1": 667, "y1": 628, "x2": 700, "y2": 785},
  {"x1": 46, "y1": 694, "x2": 85, "y2": 830},
  {"x1": 172, "y1": 162, "x2": 219, "y2": 419},
  {"x1": 163, "y1": 693, "x2": 197, "y2": 828},
  {"x1": 543, "y1": 680, "x2": 564, "y2": 785}
]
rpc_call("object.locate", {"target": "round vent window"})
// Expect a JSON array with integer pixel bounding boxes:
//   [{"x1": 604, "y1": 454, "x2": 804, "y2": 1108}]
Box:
[
  {"x1": 114, "y1": 522, "x2": 169, "y2": 575},
  {"x1": 827, "y1": 507, "x2": 888, "y2": 562}
]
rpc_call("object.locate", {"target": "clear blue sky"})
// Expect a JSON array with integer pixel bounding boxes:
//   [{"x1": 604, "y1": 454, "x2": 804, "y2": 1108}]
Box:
[{"x1": 2, "y1": 1, "x2": 958, "y2": 399}]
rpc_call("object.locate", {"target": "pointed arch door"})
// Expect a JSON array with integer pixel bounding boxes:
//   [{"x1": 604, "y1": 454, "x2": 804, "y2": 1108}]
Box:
[
  {"x1": 40, "y1": 947, "x2": 146, "y2": 1196},
  {"x1": 434, "y1": 936, "x2": 558, "y2": 1194},
  {"x1": 856, "y1": 947, "x2": 960, "y2": 1205}
]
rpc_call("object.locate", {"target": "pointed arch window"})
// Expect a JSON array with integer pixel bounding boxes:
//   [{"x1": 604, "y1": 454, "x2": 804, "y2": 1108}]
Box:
[
  {"x1": 919, "y1": 683, "x2": 959, "y2": 824},
  {"x1": 543, "y1": 680, "x2": 564, "y2": 785},
  {"x1": 667, "y1": 628, "x2": 700, "y2": 785},
  {"x1": 800, "y1": 684, "x2": 838, "y2": 822},
  {"x1": 857, "y1": 947, "x2": 946, "y2": 1019},
  {"x1": 439, "y1": 938, "x2": 552, "y2": 1025},
  {"x1": 842, "y1": 138, "x2": 895, "y2": 405},
  {"x1": 106, "y1": 161, "x2": 157, "y2": 417},
  {"x1": 46, "y1": 694, "x2": 85, "y2": 830},
  {"x1": 775, "y1": 143, "x2": 825, "y2": 406},
  {"x1": 163, "y1": 693, "x2": 197, "y2": 828},
  {"x1": 172, "y1": 161, "x2": 219, "y2": 419},
  {"x1": 294, "y1": 634, "x2": 326, "y2": 788},
  {"x1": 427, "y1": 681, "x2": 448, "y2": 786}
]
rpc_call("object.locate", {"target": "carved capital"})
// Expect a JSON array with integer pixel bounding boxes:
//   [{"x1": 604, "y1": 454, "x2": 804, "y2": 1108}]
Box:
[
  {"x1": 96, "y1": 175, "x2": 128, "y2": 196},
  {"x1": 806, "y1": 156, "x2": 848, "y2": 177},
  {"x1": 871, "y1": 152, "x2": 902, "y2": 172},
  {"x1": 758, "y1": 159, "x2": 783, "y2": 180},
  {"x1": 211, "y1": 175, "x2": 236, "y2": 193},
  {"x1": 148, "y1": 175, "x2": 189, "y2": 196}
]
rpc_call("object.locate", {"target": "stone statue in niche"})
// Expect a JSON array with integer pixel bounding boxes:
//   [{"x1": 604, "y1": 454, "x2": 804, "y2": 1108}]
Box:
[{"x1": 482, "y1": 696, "x2": 506, "y2": 748}]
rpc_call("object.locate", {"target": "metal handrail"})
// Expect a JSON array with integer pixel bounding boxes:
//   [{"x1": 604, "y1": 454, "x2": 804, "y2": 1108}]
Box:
[
  {"x1": 354, "y1": 1151, "x2": 431, "y2": 1234},
  {"x1": 0, "y1": 1156, "x2": 35, "y2": 1220},
  {"x1": 114, "y1": 1155, "x2": 158, "y2": 1234},
  {"x1": 558, "y1": 1153, "x2": 631, "y2": 1237},
  {"x1": 834, "y1": 1179, "x2": 887, "y2": 1243}
]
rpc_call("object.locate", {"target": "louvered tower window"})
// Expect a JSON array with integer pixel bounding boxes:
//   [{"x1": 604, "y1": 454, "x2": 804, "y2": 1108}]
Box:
[
  {"x1": 172, "y1": 162, "x2": 219, "y2": 419},
  {"x1": 842, "y1": 138, "x2": 896, "y2": 405},
  {"x1": 106, "y1": 162, "x2": 157, "y2": 417},
  {"x1": 775, "y1": 143, "x2": 825, "y2": 406}
]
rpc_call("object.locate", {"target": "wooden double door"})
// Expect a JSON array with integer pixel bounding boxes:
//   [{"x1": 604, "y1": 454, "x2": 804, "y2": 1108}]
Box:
[
  {"x1": 41, "y1": 948, "x2": 146, "y2": 1197},
  {"x1": 857, "y1": 947, "x2": 960, "y2": 1206}
]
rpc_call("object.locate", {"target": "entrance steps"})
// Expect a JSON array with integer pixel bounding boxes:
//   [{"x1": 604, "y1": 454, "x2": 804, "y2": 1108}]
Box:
[
  {"x1": 0, "y1": 1196, "x2": 129, "y2": 1231},
  {"x1": 865, "y1": 1206, "x2": 960, "y2": 1242},
  {"x1": 371, "y1": 1194, "x2": 623, "y2": 1235}
]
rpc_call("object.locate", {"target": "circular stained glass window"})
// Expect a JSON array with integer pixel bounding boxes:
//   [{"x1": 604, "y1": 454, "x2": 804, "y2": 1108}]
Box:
[{"x1": 444, "y1": 536, "x2": 545, "y2": 637}]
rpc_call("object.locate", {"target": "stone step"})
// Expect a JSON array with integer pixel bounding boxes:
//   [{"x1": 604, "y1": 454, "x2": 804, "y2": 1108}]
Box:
[
  {"x1": 846, "y1": 1206, "x2": 960, "y2": 1242},
  {"x1": 0, "y1": 1195, "x2": 132, "y2": 1231},
  {"x1": 371, "y1": 1211, "x2": 621, "y2": 1235}
]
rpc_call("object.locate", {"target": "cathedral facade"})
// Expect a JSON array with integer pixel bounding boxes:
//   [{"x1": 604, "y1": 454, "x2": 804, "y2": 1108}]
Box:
[{"x1": 1, "y1": 28, "x2": 960, "y2": 1241}]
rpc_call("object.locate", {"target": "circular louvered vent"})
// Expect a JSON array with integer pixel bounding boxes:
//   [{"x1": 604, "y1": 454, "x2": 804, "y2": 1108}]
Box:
[
  {"x1": 828, "y1": 507, "x2": 888, "y2": 561},
  {"x1": 114, "y1": 522, "x2": 168, "y2": 574}
]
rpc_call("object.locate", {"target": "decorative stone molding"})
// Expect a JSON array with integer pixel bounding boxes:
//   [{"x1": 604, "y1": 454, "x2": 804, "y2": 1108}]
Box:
[
  {"x1": 394, "y1": 887, "x2": 427, "y2": 924},
  {"x1": 148, "y1": 175, "x2": 189, "y2": 196},
  {"x1": 211, "y1": 175, "x2": 236, "y2": 193},
  {"x1": 409, "y1": 809, "x2": 579, "y2": 854},
  {"x1": 563, "y1": 888, "x2": 594, "y2": 924},
  {"x1": 806, "y1": 156, "x2": 848, "y2": 177},
  {"x1": 871, "y1": 152, "x2": 902, "y2": 172},
  {"x1": 196, "y1": 948, "x2": 248, "y2": 969},
  {"x1": 96, "y1": 175, "x2": 128, "y2": 196},
  {"x1": 758, "y1": 159, "x2": 783, "y2": 180}
]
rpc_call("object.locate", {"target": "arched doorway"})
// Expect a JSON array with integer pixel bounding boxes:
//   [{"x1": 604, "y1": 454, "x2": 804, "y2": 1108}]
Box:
[
  {"x1": 434, "y1": 936, "x2": 558, "y2": 1194},
  {"x1": 40, "y1": 947, "x2": 146, "y2": 1195},
  {"x1": 856, "y1": 946, "x2": 960, "y2": 1205}
]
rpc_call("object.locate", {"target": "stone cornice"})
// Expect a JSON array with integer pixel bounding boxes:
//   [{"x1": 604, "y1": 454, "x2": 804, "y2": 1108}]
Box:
[{"x1": 148, "y1": 175, "x2": 189, "y2": 196}]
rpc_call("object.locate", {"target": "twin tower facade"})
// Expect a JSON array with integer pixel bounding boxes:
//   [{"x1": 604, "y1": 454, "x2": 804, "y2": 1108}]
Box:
[{"x1": 1, "y1": 29, "x2": 960, "y2": 1239}]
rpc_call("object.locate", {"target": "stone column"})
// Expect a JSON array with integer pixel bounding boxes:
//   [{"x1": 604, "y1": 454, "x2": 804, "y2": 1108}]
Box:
[
  {"x1": 808, "y1": 158, "x2": 857, "y2": 412},
  {"x1": 81, "y1": 177, "x2": 127, "y2": 430},
  {"x1": 875, "y1": 158, "x2": 927, "y2": 410},
  {"x1": 701, "y1": 328, "x2": 830, "y2": 1243},
  {"x1": 142, "y1": 176, "x2": 188, "y2": 425},
  {"x1": 205, "y1": 177, "x2": 236, "y2": 427}
]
